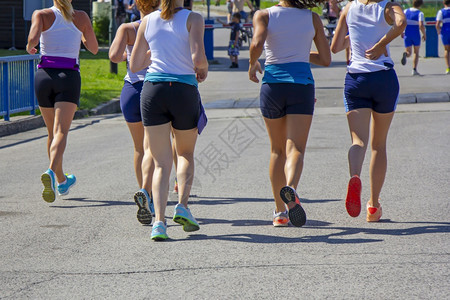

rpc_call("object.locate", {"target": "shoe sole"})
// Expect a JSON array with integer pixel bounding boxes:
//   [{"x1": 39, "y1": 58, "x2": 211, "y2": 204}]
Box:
[
  {"x1": 280, "y1": 187, "x2": 306, "y2": 227},
  {"x1": 273, "y1": 221, "x2": 289, "y2": 227},
  {"x1": 173, "y1": 215, "x2": 200, "y2": 232},
  {"x1": 58, "y1": 180, "x2": 76, "y2": 196},
  {"x1": 134, "y1": 191, "x2": 152, "y2": 225},
  {"x1": 151, "y1": 234, "x2": 168, "y2": 241},
  {"x1": 41, "y1": 173, "x2": 55, "y2": 203},
  {"x1": 401, "y1": 53, "x2": 407, "y2": 65},
  {"x1": 345, "y1": 176, "x2": 361, "y2": 217}
]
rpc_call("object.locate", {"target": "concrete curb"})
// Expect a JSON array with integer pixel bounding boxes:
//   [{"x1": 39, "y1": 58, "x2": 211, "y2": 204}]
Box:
[
  {"x1": 1, "y1": 92, "x2": 449, "y2": 137},
  {"x1": 0, "y1": 97, "x2": 121, "y2": 138},
  {"x1": 203, "y1": 92, "x2": 450, "y2": 109}
]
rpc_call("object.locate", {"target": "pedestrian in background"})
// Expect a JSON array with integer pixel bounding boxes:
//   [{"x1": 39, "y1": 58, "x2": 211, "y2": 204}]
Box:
[
  {"x1": 401, "y1": 0, "x2": 426, "y2": 76},
  {"x1": 26, "y1": 0, "x2": 98, "y2": 203},
  {"x1": 331, "y1": 0, "x2": 406, "y2": 222},
  {"x1": 436, "y1": 0, "x2": 450, "y2": 74},
  {"x1": 217, "y1": 12, "x2": 241, "y2": 68},
  {"x1": 248, "y1": 0, "x2": 331, "y2": 227}
]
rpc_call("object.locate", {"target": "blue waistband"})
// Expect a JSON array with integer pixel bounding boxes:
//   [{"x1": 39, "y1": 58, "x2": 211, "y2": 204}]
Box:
[
  {"x1": 144, "y1": 72, "x2": 198, "y2": 87},
  {"x1": 262, "y1": 62, "x2": 314, "y2": 85}
]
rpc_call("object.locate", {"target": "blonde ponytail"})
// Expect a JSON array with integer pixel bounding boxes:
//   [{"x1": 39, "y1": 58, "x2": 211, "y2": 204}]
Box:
[
  {"x1": 55, "y1": 0, "x2": 74, "y2": 22},
  {"x1": 160, "y1": 0, "x2": 177, "y2": 20}
]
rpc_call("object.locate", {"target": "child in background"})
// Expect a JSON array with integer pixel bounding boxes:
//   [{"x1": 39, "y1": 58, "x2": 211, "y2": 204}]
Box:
[
  {"x1": 217, "y1": 12, "x2": 241, "y2": 68},
  {"x1": 401, "y1": 0, "x2": 426, "y2": 76},
  {"x1": 436, "y1": 0, "x2": 450, "y2": 74}
]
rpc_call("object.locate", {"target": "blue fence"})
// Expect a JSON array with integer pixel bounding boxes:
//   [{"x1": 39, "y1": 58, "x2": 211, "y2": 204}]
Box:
[{"x1": 0, "y1": 54, "x2": 40, "y2": 121}]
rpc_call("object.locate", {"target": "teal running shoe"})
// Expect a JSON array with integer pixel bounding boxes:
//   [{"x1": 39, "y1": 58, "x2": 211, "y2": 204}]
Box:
[
  {"x1": 41, "y1": 169, "x2": 56, "y2": 203},
  {"x1": 133, "y1": 189, "x2": 153, "y2": 225},
  {"x1": 151, "y1": 221, "x2": 168, "y2": 241},
  {"x1": 57, "y1": 174, "x2": 77, "y2": 196},
  {"x1": 173, "y1": 203, "x2": 200, "y2": 232}
]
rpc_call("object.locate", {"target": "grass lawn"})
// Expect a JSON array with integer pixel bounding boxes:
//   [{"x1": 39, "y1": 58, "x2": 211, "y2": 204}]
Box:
[{"x1": 0, "y1": 49, "x2": 126, "y2": 113}]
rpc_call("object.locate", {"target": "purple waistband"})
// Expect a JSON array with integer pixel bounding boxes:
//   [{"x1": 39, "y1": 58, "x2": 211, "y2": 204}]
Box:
[{"x1": 38, "y1": 56, "x2": 79, "y2": 71}]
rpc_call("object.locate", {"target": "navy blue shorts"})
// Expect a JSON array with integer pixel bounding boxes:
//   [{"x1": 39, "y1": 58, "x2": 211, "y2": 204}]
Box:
[
  {"x1": 120, "y1": 80, "x2": 143, "y2": 123},
  {"x1": 35, "y1": 68, "x2": 81, "y2": 108},
  {"x1": 344, "y1": 69, "x2": 399, "y2": 113},
  {"x1": 260, "y1": 83, "x2": 315, "y2": 119},
  {"x1": 140, "y1": 81, "x2": 200, "y2": 130}
]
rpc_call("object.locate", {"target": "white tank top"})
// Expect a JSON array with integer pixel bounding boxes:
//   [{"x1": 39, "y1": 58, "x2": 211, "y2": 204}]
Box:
[
  {"x1": 40, "y1": 6, "x2": 82, "y2": 63},
  {"x1": 264, "y1": 6, "x2": 315, "y2": 65},
  {"x1": 346, "y1": 0, "x2": 394, "y2": 73},
  {"x1": 125, "y1": 21, "x2": 146, "y2": 83},
  {"x1": 145, "y1": 9, "x2": 195, "y2": 75}
]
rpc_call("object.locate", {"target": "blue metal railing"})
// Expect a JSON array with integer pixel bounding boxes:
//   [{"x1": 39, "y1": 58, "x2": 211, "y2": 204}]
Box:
[{"x1": 0, "y1": 54, "x2": 40, "y2": 121}]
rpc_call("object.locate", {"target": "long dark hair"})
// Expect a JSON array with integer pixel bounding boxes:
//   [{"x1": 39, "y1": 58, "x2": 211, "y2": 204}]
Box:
[{"x1": 282, "y1": 0, "x2": 328, "y2": 9}]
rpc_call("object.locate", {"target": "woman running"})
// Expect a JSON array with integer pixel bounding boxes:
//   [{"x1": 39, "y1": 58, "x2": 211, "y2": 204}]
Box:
[
  {"x1": 130, "y1": 0, "x2": 208, "y2": 240},
  {"x1": 248, "y1": 0, "x2": 331, "y2": 227},
  {"x1": 331, "y1": 0, "x2": 406, "y2": 221},
  {"x1": 27, "y1": 0, "x2": 98, "y2": 203},
  {"x1": 109, "y1": 0, "x2": 160, "y2": 225}
]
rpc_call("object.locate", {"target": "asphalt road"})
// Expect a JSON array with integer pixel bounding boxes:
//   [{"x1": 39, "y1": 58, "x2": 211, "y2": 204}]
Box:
[{"x1": 0, "y1": 102, "x2": 449, "y2": 299}]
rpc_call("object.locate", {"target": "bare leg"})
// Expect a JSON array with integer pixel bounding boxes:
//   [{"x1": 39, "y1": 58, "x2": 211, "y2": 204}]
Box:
[
  {"x1": 126, "y1": 121, "x2": 145, "y2": 187},
  {"x1": 173, "y1": 127, "x2": 198, "y2": 208},
  {"x1": 146, "y1": 123, "x2": 172, "y2": 223},
  {"x1": 412, "y1": 45, "x2": 420, "y2": 70},
  {"x1": 445, "y1": 45, "x2": 450, "y2": 70},
  {"x1": 284, "y1": 114, "x2": 313, "y2": 189},
  {"x1": 346, "y1": 108, "x2": 371, "y2": 177},
  {"x1": 405, "y1": 46, "x2": 412, "y2": 58},
  {"x1": 263, "y1": 116, "x2": 287, "y2": 213},
  {"x1": 44, "y1": 102, "x2": 77, "y2": 183},
  {"x1": 141, "y1": 130, "x2": 154, "y2": 193},
  {"x1": 369, "y1": 111, "x2": 394, "y2": 208},
  {"x1": 39, "y1": 107, "x2": 55, "y2": 159}
]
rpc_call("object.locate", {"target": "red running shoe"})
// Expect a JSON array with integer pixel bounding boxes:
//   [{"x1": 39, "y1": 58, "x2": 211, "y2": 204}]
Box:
[{"x1": 345, "y1": 175, "x2": 361, "y2": 217}]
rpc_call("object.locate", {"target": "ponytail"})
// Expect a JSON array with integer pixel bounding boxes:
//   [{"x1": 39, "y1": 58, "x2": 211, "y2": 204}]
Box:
[
  {"x1": 160, "y1": 0, "x2": 177, "y2": 20},
  {"x1": 54, "y1": 0, "x2": 74, "y2": 22}
]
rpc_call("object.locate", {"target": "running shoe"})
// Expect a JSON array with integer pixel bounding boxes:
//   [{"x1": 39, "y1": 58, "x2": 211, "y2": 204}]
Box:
[
  {"x1": 401, "y1": 52, "x2": 407, "y2": 65},
  {"x1": 446, "y1": 68, "x2": 450, "y2": 75},
  {"x1": 41, "y1": 169, "x2": 56, "y2": 203},
  {"x1": 173, "y1": 178, "x2": 178, "y2": 194},
  {"x1": 345, "y1": 175, "x2": 362, "y2": 217},
  {"x1": 133, "y1": 189, "x2": 153, "y2": 225},
  {"x1": 366, "y1": 202, "x2": 382, "y2": 222},
  {"x1": 273, "y1": 210, "x2": 289, "y2": 227},
  {"x1": 279, "y1": 186, "x2": 306, "y2": 227},
  {"x1": 151, "y1": 221, "x2": 168, "y2": 241},
  {"x1": 412, "y1": 69, "x2": 421, "y2": 76},
  {"x1": 173, "y1": 203, "x2": 200, "y2": 232},
  {"x1": 57, "y1": 174, "x2": 76, "y2": 196}
]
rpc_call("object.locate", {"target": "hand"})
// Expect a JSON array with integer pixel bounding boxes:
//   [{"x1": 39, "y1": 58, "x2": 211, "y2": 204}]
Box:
[
  {"x1": 422, "y1": 34, "x2": 426, "y2": 41},
  {"x1": 26, "y1": 44, "x2": 37, "y2": 55},
  {"x1": 196, "y1": 67, "x2": 208, "y2": 83},
  {"x1": 401, "y1": 32, "x2": 405, "y2": 39},
  {"x1": 248, "y1": 61, "x2": 262, "y2": 83},
  {"x1": 365, "y1": 43, "x2": 388, "y2": 60}
]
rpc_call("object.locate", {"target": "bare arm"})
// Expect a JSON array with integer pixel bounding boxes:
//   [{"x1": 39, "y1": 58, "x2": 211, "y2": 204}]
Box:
[
  {"x1": 248, "y1": 9, "x2": 267, "y2": 83},
  {"x1": 76, "y1": 11, "x2": 98, "y2": 54},
  {"x1": 130, "y1": 16, "x2": 151, "y2": 73},
  {"x1": 331, "y1": 2, "x2": 350, "y2": 54},
  {"x1": 216, "y1": 18, "x2": 227, "y2": 25},
  {"x1": 419, "y1": 20, "x2": 426, "y2": 41},
  {"x1": 310, "y1": 12, "x2": 331, "y2": 66},
  {"x1": 109, "y1": 23, "x2": 130, "y2": 63},
  {"x1": 365, "y1": 2, "x2": 406, "y2": 60},
  {"x1": 26, "y1": 10, "x2": 44, "y2": 54},
  {"x1": 188, "y1": 12, "x2": 208, "y2": 83}
]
